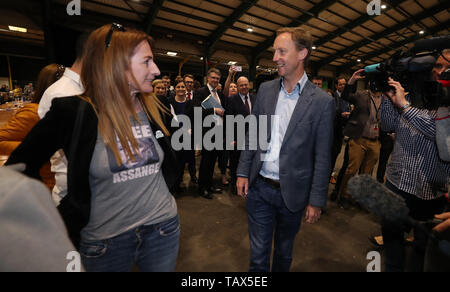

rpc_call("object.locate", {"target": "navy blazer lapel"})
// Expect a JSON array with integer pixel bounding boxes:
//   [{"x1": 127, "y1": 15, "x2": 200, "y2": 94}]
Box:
[{"x1": 281, "y1": 81, "x2": 314, "y2": 147}]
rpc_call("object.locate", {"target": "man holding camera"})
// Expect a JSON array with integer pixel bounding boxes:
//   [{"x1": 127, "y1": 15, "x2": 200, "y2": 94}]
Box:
[{"x1": 380, "y1": 49, "x2": 450, "y2": 272}]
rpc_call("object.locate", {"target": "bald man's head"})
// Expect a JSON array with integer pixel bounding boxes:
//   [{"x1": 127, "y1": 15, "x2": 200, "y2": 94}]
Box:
[{"x1": 237, "y1": 76, "x2": 249, "y2": 96}]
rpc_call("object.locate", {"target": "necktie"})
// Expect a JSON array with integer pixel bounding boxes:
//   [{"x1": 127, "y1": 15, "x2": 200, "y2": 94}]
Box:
[
  {"x1": 187, "y1": 92, "x2": 191, "y2": 100},
  {"x1": 244, "y1": 95, "x2": 250, "y2": 114}
]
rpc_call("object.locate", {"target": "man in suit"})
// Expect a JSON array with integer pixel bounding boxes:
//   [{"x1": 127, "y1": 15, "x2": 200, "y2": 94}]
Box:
[
  {"x1": 227, "y1": 76, "x2": 256, "y2": 192},
  {"x1": 183, "y1": 74, "x2": 195, "y2": 101},
  {"x1": 193, "y1": 68, "x2": 227, "y2": 199},
  {"x1": 236, "y1": 27, "x2": 335, "y2": 272},
  {"x1": 330, "y1": 77, "x2": 350, "y2": 185}
]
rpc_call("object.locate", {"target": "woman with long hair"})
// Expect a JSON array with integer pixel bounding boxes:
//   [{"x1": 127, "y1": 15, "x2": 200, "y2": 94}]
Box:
[
  {"x1": 6, "y1": 24, "x2": 180, "y2": 272},
  {"x1": 0, "y1": 64, "x2": 64, "y2": 190}
]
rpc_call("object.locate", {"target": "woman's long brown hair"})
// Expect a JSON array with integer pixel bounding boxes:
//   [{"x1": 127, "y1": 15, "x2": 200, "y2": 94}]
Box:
[
  {"x1": 32, "y1": 64, "x2": 63, "y2": 104},
  {"x1": 80, "y1": 24, "x2": 169, "y2": 166}
]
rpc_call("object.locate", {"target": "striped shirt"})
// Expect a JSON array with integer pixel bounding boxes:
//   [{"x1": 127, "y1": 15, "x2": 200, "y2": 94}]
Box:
[{"x1": 381, "y1": 96, "x2": 450, "y2": 200}]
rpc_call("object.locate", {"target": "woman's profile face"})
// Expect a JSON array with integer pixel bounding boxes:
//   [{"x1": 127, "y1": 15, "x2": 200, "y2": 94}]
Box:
[{"x1": 129, "y1": 40, "x2": 160, "y2": 93}]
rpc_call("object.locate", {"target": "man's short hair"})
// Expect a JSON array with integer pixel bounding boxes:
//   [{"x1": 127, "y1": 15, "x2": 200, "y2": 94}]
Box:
[
  {"x1": 183, "y1": 74, "x2": 194, "y2": 81},
  {"x1": 312, "y1": 76, "x2": 323, "y2": 81},
  {"x1": 207, "y1": 68, "x2": 221, "y2": 77},
  {"x1": 336, "y1": 76, "x2": 346, "y2": 82},
  {"x1": 276, "y1": 27, "x2": 313, "y2": 66}
]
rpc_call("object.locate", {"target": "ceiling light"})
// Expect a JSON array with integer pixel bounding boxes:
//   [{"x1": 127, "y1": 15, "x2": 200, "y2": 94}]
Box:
[
  {"x1": 381, "y1": 4, "x2": 387, "y2": 9},
  {"x1": 419, "y1": 30, "x2": 425, "y2": 34},
  {"x1": 8, "y1": 26, "x2": 27, "y2": 33},
  {"x1": 228, "y1": 61, "x2": 237, "y2": 65},
  {"x1": 357, "y1": 59, "x2": 361, "y2": 62},
  {"x1": 247, "y1": 27, "x2": 254, "y2": 33},
  {"x1": 167, "y1": 52, "x2": 177, "y2": 57},
  {"x1": 312, "y1": 46, "x2": 317, "y2": 50},
  {"x1": 200, "y1": 57, "x2": 204, "y2": 60}
]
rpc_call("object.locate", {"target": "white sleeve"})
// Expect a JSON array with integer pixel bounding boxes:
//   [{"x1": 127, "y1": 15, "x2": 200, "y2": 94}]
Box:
[{"x1": 37, "y1": 91, "x2": 53, "y2": 119}]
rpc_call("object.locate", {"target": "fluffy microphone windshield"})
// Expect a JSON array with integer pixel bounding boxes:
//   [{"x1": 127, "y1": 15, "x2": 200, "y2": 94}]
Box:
[{"x1": 347, "y1": 175, "x2": 410, "y2": 222}]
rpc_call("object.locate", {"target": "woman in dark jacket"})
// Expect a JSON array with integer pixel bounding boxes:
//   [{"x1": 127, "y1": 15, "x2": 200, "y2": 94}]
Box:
[
  {"x1": 168, "y1": 81, "x2": 197, "y2": 193},
  {"x1": 6, "y1": 24, "x2": 180, "y2": 272}
]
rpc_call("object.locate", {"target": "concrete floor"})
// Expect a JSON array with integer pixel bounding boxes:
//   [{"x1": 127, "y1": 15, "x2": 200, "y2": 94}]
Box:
[{"x1": 173, "y1": 146, "x2": 385, "y2": 272}]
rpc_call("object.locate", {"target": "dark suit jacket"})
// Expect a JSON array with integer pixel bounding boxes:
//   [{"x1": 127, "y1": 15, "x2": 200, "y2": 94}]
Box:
[
  {"x1": 227, "y1": 93, "x2": 256, "y2": 148},
  {"x1": 237, "y1": 79, "x2": 335, "y2": 211},
  {"x1": 193, "y1": 85, "x2": 227, "y2": 139},
  {"x1": 341, "y1": 84, "x2": 373, "y2": 139},
  {"x1": 332, "y1": 91, "x2": 349, "y2": 141}
]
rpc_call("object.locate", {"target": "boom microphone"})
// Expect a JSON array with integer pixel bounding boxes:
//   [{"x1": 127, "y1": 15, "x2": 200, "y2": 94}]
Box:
[{"x1": 347, "y1": 175, "x2": 443, "y2": 228}]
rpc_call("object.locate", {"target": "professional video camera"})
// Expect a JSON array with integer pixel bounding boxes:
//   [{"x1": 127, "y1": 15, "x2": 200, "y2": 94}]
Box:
[{"x1": 362, "y1": 36, "x2": 450, "y2": 109}]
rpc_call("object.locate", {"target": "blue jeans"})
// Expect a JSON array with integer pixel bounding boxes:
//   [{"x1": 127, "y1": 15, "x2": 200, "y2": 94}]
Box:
[
  {"x1": 246, "y1": 177, "x2": 304, "y2": 272},
  {"x1": 80, "y1": 215, "x2": 180, "y2": 272}
]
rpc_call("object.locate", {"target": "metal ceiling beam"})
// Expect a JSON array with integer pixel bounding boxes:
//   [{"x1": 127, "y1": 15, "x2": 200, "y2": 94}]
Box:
[
  {"x1": 252, "y1": 0, "x2": 339, "y2": 57},
  {"x1": 338, "y1": 19, "x2": 450, "y2": 72},
  {"x1": 314, "y1": 0, "x2": 404, "y2": 50},
  {"x1": 317, "y1": 1, "x2": 449, "y2": 67},
  {"x1": 206, "y1": 0, "x2": 258, "y2": 56},
  {"x1": 143, "y1": 0, "x2": 165, "y2": 34}
]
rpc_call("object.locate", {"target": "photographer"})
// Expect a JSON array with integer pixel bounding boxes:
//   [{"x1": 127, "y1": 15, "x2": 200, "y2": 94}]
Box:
[{"x1": 380, "y1": 49, "x2": 450, "y2": 272}]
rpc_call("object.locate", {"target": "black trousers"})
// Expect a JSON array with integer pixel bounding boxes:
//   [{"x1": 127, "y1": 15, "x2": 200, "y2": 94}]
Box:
[
  {"x1": 229, "y1": 149, "x2": 242, "y2": 184},
  {"x1": 330, "y1": 134, "x2": 344, "y2": 176},
  {"x1": 175, "y1": 150, "x2": 196, "y2": 187},
  {"x1": 332, "y1": 142, "x2": 349, "y2": 196},
  {"x1": 376, "y1": 132, "x2": 394, "y2": 183},
  {"x1": 199, "y1": 149, "x2": 219, "y2": 189}
]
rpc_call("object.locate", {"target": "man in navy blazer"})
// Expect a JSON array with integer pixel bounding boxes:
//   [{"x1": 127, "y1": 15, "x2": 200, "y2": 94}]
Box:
[{"x1": 236, "y1": 27, "x2": 335, "y2": 272}]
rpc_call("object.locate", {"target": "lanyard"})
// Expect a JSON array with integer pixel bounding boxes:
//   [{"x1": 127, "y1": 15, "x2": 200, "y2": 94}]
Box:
[{"x1": 369, "y1": 93, "x2": 381, "y2": 122}]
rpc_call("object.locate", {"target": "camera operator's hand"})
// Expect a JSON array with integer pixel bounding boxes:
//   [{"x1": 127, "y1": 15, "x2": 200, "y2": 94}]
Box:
[
  {"x1": 385, "y1": 77, "x2": 409, "y2": 109},
  {"x1": 433, "y1": 212, "x2": 450, "y2": 233},
  {"x1": 348, "y1": 69, "x2": 365, "y2": 85}
]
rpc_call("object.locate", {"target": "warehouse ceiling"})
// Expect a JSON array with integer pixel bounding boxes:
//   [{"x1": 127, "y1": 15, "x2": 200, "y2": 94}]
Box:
[{"x1": 0, "y1": 0, "x2": 449, "y2": 75}]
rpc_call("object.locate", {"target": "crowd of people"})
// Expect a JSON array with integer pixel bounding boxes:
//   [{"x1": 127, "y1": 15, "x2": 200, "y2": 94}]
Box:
[{"x1": 0, "y1": 23, "x2": 449, "y2": 272}]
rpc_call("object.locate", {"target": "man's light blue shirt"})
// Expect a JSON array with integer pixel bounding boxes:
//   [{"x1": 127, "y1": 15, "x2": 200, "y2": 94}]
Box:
[{"x1": 259, "y1": 72, "x2": 309, "y2": 181}]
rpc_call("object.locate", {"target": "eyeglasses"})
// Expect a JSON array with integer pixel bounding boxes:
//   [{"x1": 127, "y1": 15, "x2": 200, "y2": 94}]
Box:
[{"x1": 105, "y1": 23, "x2": 126, "y2": 49}]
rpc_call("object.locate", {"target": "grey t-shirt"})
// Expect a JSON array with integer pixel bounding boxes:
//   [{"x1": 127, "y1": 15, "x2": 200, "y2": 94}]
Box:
[{"x1": 81, "y1": 111, "x2": 177, "y2": 241}]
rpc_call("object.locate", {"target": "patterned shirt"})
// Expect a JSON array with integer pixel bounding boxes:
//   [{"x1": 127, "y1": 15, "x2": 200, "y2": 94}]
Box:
[{"x1": 381, "y1": 96, "x2": 450, "y2": 200}]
